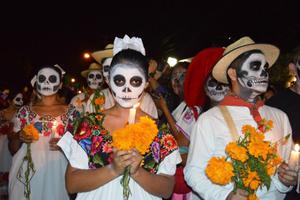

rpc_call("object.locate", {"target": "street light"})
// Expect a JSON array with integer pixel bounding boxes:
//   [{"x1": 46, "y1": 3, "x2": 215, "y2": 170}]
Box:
[
  {"x1": 71, "y1": 78, "x2": 76, "y2": 83},
  {"x1": 83, "y1": 52, "x2": 90, "y2": 59},
  {"x1": 167, "y1": 57, "x2": 178, "y2": 67}
]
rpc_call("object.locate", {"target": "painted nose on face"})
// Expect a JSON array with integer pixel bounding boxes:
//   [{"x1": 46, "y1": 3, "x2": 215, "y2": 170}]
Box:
[
  {"x1": 216, "y1": 84, "x2": 223, "y2": 90},
  {"x1": 260, "y1": 69, "x2": 268, "y2": 77},
  {"x1": 122, "y1": 87, "x2": 132, "y2": 93}
]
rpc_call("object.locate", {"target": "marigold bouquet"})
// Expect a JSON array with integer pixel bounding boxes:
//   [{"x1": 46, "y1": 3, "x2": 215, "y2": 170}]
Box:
[
  {"x1": 205, "y1": 119, "x2": 282, "y2": 200},
  {"x1": 17, "y1": 124, "x2": 39, "y2": 200},
  {"x1": 112, "y1": 116, "x2": 158, "y2": 200}
]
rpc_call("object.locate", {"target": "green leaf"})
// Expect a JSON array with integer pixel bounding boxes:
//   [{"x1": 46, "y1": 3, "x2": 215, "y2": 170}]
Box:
[{"x1": 93, "y1": 154, "x2": 104, "y2": 166}]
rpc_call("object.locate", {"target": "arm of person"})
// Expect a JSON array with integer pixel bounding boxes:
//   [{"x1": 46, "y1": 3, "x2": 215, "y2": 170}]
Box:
[
  {"x1": 184, "y1": 113, "x2": 233, "y2": 200},
  {"x1": 129, "y1": 149, "x2": 180, "y2": 199},
  {"x1": 8, "y1": 131, "x2": 23, "y2": 155}
]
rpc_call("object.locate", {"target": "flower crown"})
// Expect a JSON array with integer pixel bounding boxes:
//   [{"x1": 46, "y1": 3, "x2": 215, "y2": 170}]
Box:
[{"x1": 113, "y1": 35, "x2": 146, "y2": 56}]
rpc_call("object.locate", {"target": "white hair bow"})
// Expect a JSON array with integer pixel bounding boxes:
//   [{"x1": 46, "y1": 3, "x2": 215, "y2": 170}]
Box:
[{"x1": 113, "y1": 35, "x2": 145, "y2": 56}]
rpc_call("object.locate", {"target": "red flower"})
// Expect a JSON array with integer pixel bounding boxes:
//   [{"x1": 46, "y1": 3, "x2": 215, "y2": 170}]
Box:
[
  {"x1": 56, "y1": 124, "x2": 65, "y2": 136},
  {"x1": 20, "y1": 118, "x2": 27, "y2": 128},
  {"x1": 47, "y1": 122, "x2": 53, "y2": 129},
  {"x1": 74, "y1": 128, "x2": 92, "y2": 140},
  {"x1": 43, "y1": 131, "x2": 51, "y2": 137},
  {"x1": 162, "y1": 134, "x2": 177, "y2": 152},
  {"x1": 102, "y1": 142, "x2": 113, "y2": 153},
  {"x1": 91, "y1": 136, "x2": 103, "y2": 155}
]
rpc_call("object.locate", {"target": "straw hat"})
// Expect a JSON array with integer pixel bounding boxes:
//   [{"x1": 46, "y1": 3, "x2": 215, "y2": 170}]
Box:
[
  {"x1": 91, "y1": 44, "x2": 113, "y2": 64},
  {"x1": 212, "y1": 36, "x2": 280, "y2": 84},
  {"x1": 81, "y1": 63, "x2": 102, "y2": 78}
]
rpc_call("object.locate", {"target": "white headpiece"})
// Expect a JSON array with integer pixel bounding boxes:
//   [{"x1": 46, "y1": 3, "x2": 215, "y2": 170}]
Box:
[{"x1": 113, "y1": 35, "x2": 145, "y2": 56}]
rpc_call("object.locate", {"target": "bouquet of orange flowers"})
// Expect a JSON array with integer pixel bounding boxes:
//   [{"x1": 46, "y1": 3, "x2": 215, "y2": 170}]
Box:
[
  {"x1": 112, "y1": 116, "x2": 158, "y2": 200},
  {"x1": 205, "y1": 119, "x2": 282, "y2": 200},
  {"x1": 17, "y1": 124, "x2": 39, "y2": 200}
]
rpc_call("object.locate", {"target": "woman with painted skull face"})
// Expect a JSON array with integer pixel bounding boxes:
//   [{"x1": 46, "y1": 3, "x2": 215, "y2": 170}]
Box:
[
  {"x1": 8, "y1": 64, "x2": 79, "y2": 200},
  {"x1": 0, "y1": 89, "x2": 24, "y2": 197},
  {"x1": 58, "y1": 35, "x2": 181, "y2": 200}
]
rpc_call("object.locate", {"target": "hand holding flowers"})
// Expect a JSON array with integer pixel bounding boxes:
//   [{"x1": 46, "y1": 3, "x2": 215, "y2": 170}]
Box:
[{"x1": 205, "y1": 119, "x2": 283, "y2": 200}]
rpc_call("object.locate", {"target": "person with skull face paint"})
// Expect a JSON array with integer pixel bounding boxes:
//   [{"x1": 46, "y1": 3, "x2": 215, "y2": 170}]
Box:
[
  {"x1": 58, "y1": 35, "x2": 181, "y2": 200},
  {"x1": 266, "y1": 46, "x2": 300, "y2": 200},
  {"x1": 8, "y1": 64, "x2": 79, "y2": 200},
  {"x1": 91, "y1": 43, "x2": 159, "y2": 119},
  {"x1": 184, "y1": 36, "x2": 297, "y2": 200},
  {"x1": 0, "y1": 89, "x2": 24, "y2": 198},
  {"x1": 70, "y1": 62, "x2": 106, "y2": 114}
]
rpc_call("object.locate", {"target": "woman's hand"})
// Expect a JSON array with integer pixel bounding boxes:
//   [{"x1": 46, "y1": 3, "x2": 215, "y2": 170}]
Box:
[
  {"x1": 49, "y1": 137, "x2": 61, "y2": 151},
  {"x1": 110, "y1": 148, "x2": 132, "y2": 176},
  {"x1": 278, "y1": 162, "x2": 298, "y2": 186},
  {"x1": 129, "y1": 149, "x2": 143, "y2": 176},
  {"x1": 226, "y1": 189, "x2": 248, "y2": 200},
  {"x1": 19, "y1": 130, "x2": 33, "y2": 143}
]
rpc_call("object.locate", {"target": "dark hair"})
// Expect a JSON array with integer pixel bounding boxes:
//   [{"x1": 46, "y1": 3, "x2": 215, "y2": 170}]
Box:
[
  {"x1": 35, "y1": 64, "x2": 63, "y2": 82},
  {"x1": 289, "y1": 46, "x2": 300, "y2": 64},
  {"x1": 226, "y1": 49, "x2": 263, "y2": 85},
  {"x1": 110, "y1": 49, "x2": 148, "y2": 80},
  {"x1": 173, "y1": 61, "x2": 190, "y2": 70}
]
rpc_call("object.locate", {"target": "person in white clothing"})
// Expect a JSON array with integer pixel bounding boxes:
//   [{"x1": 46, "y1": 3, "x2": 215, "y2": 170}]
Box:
[
  {"x1": 184, "y1": 36, "x2": 298, "y2": 200},
  {"x1": 58, "y1": 35, "x2": 181, "y2": 200}
]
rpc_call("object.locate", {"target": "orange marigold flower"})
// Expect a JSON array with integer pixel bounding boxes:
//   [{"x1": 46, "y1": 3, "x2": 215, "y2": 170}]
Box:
[
  {"x1": 23, "y1": 124, "x2": 39, "y2": 141},
  {"x1": 249, "y1": 131, "x2": 265, "y2": 142},
  {"x1": 225, "y1": 142, "x2": 248, "y2": 162},
  {"x1": 248, "y1": 140, "x2": 270, "y2": 160},
  {"x1": 243, "y1": 171, "x2": 261, "y2": 190},
  {"x1": 247, "y1": 193, "x2": 258, "y2": 200},
  {"x1": 94, "y1": 96, "x2": 105, "y2": 105},
  {"x1": 205, "y1": 157, "x2": 234, "y2": 185},
  {"x1": 242, "y1": 125, "x2": 256, "y2": 135}
]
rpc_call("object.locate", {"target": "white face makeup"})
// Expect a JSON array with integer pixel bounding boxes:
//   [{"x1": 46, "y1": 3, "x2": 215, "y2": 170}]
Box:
[
  {"x1": 171, "y1": 67, "x2": 186, "y2": 98},
  {"x1": 36, "y1": 68, "x2": 61, "y2": 96},
  {"x1": 13, "y1": 93, "x2": 23, "y2": 107},
  {"x1": 205, "y1": 75, "x2": 230, "y2": 103},
  {"x1": 102, "y1": 57, "x2": 112, "y2": 83},
  {"x1": 109, "y1": 63, "x2": 146, "y2": 108},
  {"x1": 237, "y1": 53, "x2": 269, "y2": 94},
  {"x1": 87, "y1": 70, "x2": 103, "y2": 90}
]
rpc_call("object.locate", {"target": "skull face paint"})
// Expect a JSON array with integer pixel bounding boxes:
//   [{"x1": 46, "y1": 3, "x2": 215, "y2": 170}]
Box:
[
  {"x1": 13, "y1": 93, "x2": 23, "y2": 107},
  {"x1": 87, "y1": 70, "x2": 103, "y2": 90},
  {"x1": 109, "y1": 63, "x2": 146, "y2": 108},
  {"x1": 205, "y1": 75, "x2": 229, "y2": 103},
  {"x1": 237, "y1": 53, "x2": 269, "y2": 94},
  {"x1": 37, "y1": 68, "x2": 61, "y2": 96},
  {"x1": 102, "y1": 57, "x2": 112, "y2": 83},
  {"x1": 171, "y1": 66, "x2": 186, "y2": 98}
]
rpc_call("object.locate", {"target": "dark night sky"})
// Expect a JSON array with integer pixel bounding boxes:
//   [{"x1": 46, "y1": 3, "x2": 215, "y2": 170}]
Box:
[{"x1": 0, "y1": 1, "x2": 299, "y2": 91}]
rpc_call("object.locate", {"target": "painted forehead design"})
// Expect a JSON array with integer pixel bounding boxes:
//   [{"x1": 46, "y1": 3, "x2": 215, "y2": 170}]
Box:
[{"x1": 110, "y1": 63, "x2": 146, "y2": 78}]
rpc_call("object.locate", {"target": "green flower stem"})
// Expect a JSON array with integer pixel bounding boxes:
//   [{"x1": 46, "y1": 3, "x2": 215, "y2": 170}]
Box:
[{"x1": 121, "y1": 166, "x2": 131, "y2": 200}]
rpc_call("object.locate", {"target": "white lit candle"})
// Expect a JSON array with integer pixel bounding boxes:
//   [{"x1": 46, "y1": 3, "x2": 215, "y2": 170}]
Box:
[
  {"x1": 288, "y1": 144, "x2": 300, "y2": 170},
  {"x1": 52, "y1": 120, "x2": 58, "y2": 138},
  {"x1": 128, "y1": 103, "x2": 140, "y2": 124}
]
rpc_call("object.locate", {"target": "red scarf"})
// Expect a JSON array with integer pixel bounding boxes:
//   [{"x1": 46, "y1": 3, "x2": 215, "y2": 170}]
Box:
[{"x1": 219, "y1": 95, "x2": 264, "y2": 126}]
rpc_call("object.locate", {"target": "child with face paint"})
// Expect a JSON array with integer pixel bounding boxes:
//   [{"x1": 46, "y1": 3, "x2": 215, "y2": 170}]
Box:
[
  {"x1": 185, "y1": 36, "x2": 297, "y2": 200},
  {"x1": 0, "y1": 89, "x2": 24, "y2": 198},
  {"x1": 8, "y1": 64, "x2": 79, "y2": 200},
  {"x1": 58, "y1": 35, "x2": 181, "y2": 200}
]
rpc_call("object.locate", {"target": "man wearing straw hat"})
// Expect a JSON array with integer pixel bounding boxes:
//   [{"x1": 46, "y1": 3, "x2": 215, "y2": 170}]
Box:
[
  {"x1": 70, "y1": 62, "x2": 105, "y2": 114},
  {"x1": 184, "y1": 36, "x2": 298, "y2": 200}
]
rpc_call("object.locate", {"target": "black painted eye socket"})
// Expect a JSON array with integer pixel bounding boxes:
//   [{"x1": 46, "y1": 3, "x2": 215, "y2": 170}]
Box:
[
  {"x1": 38, "y1": 75, "x2": 46, "y2": 83},
  {"x1": 96, "y1": 74, "x2": 102, "y2": 79},
  {"x1": 208, "y1": 79, "x2": 217, "y2": 87},
  {"x1": 114, "y1": 74, "x2": 126, "y2": 86},
  {"x1": 250, "y1": 61, "x2": 262, "y2": 71},
  {"x1": 103, "y1": 65, "x2": 110, "y2": 72},
  {"x1": 130, "y1": 76, "x2": 143, "y2": 87},
  {"x1": 88, "y1": 74, "x2": 95, "y2": 79},
  {"x1": 15, "y1": 97, "x2": 21, "y2": 101},
  {"x1": 49, "y1": 75, "x2": 57, "y2": 83}
]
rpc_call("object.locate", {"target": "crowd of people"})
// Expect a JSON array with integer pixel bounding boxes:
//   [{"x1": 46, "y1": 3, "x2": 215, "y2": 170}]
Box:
[{"x1": 0, "y1": 34, "x2": 299, "y2": 200}]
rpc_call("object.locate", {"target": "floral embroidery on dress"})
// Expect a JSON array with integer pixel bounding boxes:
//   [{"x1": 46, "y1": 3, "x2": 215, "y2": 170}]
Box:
[
  {"x1": 72, "y1": 113, "x2": 178, "y2": 173},
  {"x1": 16, "y1": 105, "x2": 79, "y2": 137}
]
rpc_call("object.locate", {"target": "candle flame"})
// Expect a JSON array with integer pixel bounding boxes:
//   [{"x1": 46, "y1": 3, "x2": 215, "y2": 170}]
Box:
[{"x1": 295, "y1": 144, "x2": 300, "y2": 152}]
